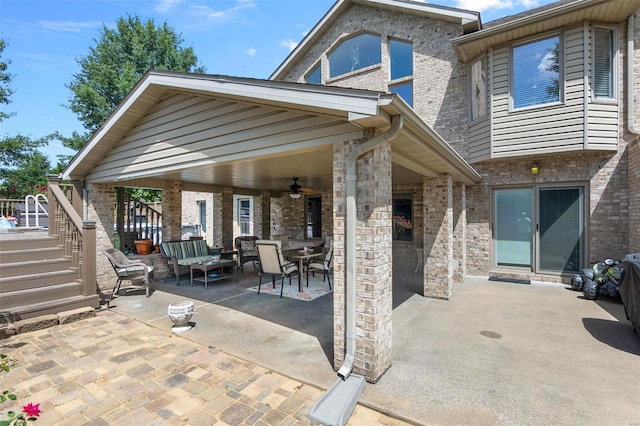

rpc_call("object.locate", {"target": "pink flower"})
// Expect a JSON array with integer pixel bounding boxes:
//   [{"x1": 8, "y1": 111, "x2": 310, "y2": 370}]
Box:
[{"x1": 22, "y1": 402, "x2": 41, "y2": 417}]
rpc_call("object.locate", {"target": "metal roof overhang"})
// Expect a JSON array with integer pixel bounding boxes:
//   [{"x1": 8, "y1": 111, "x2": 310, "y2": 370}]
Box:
[
  {"x1": 452, "y1": 0, "x2": 640, "y2": 63},
  {"x1": 62, "y1": 71, "x2": 480, "y2": 192}
]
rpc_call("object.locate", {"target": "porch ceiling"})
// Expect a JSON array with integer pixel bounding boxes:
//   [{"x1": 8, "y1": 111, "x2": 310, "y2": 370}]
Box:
[{"x1": 63, "y1": 71, "x2": 480, "y2": 192}]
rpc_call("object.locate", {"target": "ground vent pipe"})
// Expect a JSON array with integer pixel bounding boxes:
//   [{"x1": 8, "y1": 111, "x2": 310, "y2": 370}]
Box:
[{"x1": 337, "y1": 115, "x2": 404, "y2": 381}]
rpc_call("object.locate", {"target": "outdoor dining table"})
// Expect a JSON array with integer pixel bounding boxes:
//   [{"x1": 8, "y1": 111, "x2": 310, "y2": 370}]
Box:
[{"x1": 284, "y1": 247, "x2": 325, "y2": 282}]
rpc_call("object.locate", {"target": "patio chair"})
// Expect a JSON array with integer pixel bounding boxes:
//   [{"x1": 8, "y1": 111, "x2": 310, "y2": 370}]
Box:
[
  {"x1": 235, "y1": 235, "x2": 259, "y2": 272},
  {"x1": 305, "y1": 244, "x2": 333, "y2": 290},
  {"x1": 102, "y1": 247, "x2": 154, "y2": 298},
  {"x1": 255, "y1": 240, "x2": 300, "y2": 297}
]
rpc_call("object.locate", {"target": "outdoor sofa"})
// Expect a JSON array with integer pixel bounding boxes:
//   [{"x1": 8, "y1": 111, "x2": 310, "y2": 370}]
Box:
[{"x1": 161, "y1": 239, "x2": 221, "y2": 285}]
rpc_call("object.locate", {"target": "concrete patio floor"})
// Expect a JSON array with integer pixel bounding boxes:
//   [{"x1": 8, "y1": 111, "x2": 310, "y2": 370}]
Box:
[{"x1": 104, "y1": 265, "x2": 640, "y2": 425}]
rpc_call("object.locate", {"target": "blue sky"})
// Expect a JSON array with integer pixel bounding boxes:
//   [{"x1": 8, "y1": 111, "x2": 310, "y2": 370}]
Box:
[{"x1": 1, "y1": 0, "x2": 556, "y2": 165}]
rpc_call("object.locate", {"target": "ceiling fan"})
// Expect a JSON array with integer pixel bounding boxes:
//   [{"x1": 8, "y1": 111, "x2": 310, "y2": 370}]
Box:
[{"x1": 289, "y1": 177, "x2": 314, "y2": 199}]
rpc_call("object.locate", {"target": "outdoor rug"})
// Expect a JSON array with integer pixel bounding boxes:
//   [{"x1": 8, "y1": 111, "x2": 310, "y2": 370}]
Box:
[{"x1": 246, "y1": 276, "x2": 332, "y2": 301}]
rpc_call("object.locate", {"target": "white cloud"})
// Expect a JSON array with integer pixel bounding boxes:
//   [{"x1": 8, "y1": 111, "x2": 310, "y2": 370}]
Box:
[
  {"x1": 280, "y1": 39, "x2": 298, "y2": 52},
  {"x1": 245, "y1": 48, "x2": 257, "y2": 56},
  {"x1": 188, "y1": 0, "x2": 256, "y2": 21},
  {"x1": 155, "y1": 0, "x2": 183, "y2": 13},
  {"x1": 39, "y1": 20, "x2": 102, "y2": 33}
]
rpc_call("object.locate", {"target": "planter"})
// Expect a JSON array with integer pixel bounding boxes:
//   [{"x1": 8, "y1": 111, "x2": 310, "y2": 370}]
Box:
[{"x1": 134, "y1": 239, "x2": 153, "y2": 255}]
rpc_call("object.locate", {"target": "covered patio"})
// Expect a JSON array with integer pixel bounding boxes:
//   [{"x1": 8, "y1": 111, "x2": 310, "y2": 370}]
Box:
[{"x1": 63, "y1": 70, "x2": 481, "y2": 382}]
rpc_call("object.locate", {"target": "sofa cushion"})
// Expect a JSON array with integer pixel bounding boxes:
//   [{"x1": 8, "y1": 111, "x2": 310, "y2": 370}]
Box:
[
  {"x1": 176, "y1": 256, "x2": 212, "y2": 266},
  {"x1": 161, "y1": 240, "x2": 210, "y2": 260}
]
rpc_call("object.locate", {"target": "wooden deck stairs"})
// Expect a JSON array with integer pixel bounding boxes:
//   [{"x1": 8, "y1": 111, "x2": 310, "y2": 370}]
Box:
[{"x1": 0, "y1": 231, "x2": 100, "y2": 322}]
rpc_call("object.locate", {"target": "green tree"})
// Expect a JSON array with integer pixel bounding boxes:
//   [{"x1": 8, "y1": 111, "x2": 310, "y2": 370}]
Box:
[
  {"x1": 64, "y1": 14, "x2": 206, "y2": 150},
  {"x1": 545, "y1": 41, "x2": 560, "y2": 101},
  {"x1": 0, "y1": 39, "x2": 53, "y2": 198},
  {"x1": 0, "y1": 134, "x2": 52, "y2": 198},
  {"x1": 0, "y1": 39, "x2": 15, "y2": 122}
]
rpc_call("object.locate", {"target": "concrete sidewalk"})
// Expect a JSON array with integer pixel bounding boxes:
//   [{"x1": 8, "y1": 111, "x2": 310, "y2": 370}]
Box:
[{"x1": 2, "y1": 274, "x2": 639, "y2": 425}]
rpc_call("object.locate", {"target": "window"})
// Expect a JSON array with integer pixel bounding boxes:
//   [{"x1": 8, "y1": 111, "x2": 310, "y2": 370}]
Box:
[
  {"x1": 392, "y1": 194, "x2": 413, "y2": 241},
  {"x1": 470, "y1": 56, "x2": 487, "y2": 120},
  {"x1": 594, "y1": 28, "x2": 614, "y2": 99},
  {"x1": 306, "y1": 64, "x2": 321, "y2": 85},
  {"x1": 238, "y1": 198, "x2": 251, "y2": 235},
  {"x1": 512, "y1": 35, "x2": 561, "y2": 109},
  {"x1": 389, "y1": 39, "x2": 412, "y2": 80},
  {"x1": 329, "y1": 33, "x2": 381, "y2": 78},
  {"x1": 198, "y1": 201, "x2": 206, "y2": 233},
  {"x1": 390, "y1": 82, "x2": 413, "y2": 107}
]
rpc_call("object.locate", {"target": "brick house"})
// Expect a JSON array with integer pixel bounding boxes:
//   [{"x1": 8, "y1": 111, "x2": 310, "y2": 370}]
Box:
[{"x1": 63, "y1": 0, "x2": 640, "y2": 382}]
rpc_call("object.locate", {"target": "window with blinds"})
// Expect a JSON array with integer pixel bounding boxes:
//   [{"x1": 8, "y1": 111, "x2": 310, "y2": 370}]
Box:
[
  {"x1": 512, "y1": 35, "x2": 561, "y2": 109},
  {"x1": 593, "y1": 28, "x2": 614, "y2": 99},
  {"x1": 470, "y1": 56, "x2": 487, "y2": 121}
]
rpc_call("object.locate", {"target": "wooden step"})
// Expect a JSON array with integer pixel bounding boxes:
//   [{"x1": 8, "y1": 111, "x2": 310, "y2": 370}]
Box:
[
  {"x1": 0, "y1": 234, "x2": 59, "y2": 251},
  {"x1": 0, "y1": 294, "x2": 100, "y2": 321},
  {"x1": 0, "y1": 269, "x2": 80, "y2": 292},
  {"x1": 0, "y1": 246, "x2": 66, "y2": 263},
  {"x1": 0, "y1": 258, "x2": 73, "y2": 278},
  {"x1": 0, "y1": 281, "x2": 84, "y2": 309}
]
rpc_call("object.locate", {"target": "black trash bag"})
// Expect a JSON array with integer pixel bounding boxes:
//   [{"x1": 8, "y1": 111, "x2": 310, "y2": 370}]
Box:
[
  {"x1": 571, "y1": 274, "x2": 584, "y2": 291},
  {"x1": 583, "y1": 278, "x2": 598, "y2": 300}
]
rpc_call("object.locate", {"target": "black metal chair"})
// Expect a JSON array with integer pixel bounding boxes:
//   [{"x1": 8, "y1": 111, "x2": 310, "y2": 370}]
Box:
[{"x1": 306, "y1": 244, "x2": 333, "y2": 289}]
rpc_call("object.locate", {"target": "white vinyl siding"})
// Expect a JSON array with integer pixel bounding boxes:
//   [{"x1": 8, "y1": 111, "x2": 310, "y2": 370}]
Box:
[
  {"x1": 587, "y1": 24, "x2": 619, "y2": 150},
  {"x1": 86, "y1": 92, "x2": 362, "y2": 182},
  {"x1": 490, "y1": 27, "x2": 587, "y2": 157}
]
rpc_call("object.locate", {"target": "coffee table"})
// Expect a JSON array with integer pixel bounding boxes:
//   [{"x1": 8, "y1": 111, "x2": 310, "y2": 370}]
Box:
[{"x1": 190, "y1": 259, "x2": 237, "y2": 288}]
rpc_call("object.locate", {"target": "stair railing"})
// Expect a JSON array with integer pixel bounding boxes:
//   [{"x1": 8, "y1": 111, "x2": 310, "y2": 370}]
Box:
[
  {"x1": 24, "y1": 193, "x2": 48, "y2": 228},
  {"x1": 48, "y1": 176, "x2": 96, "y2": 297}
]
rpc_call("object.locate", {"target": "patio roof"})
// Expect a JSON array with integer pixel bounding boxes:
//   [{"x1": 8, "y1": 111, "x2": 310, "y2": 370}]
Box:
[{"x1": 62, "y1": 70, "x2": 481, "y2": 191}]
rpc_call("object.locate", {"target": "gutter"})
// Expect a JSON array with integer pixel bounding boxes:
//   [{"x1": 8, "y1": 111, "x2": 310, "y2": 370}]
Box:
[
  {"x1": 337, "y1": 114, "x2": 403, "y2": 381},
  {"x1": 628, "y1": 15, "x2": 640, "y2": 135}
]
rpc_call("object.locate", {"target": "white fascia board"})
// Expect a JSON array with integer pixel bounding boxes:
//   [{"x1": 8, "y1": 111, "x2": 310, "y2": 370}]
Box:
[
  {"x1": 62, "y1": 76, "x2": 154, "y2": 180},
  {"x1": 359, "y1": 0, "x2": 478, "y2": 23},
  {"x1": 148, "y1": 73, "x2": 382, "y2": 117}
]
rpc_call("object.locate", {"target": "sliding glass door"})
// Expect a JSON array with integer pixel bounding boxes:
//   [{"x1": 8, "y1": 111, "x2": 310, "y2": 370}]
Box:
[{"x1": 493, "y1": 186, "x2": 584, "y2": 274}]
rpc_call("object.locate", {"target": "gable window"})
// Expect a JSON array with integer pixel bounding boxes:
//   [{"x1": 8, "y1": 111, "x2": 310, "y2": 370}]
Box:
[
  {"x1": 512, "y1": 35, "x2": 561, "y2": 109},
  {"x1": 593, "y1": 28, "x2": 614, "y2": 99},
  {"x1": 329, "y1": 33, "x2": 381, "y2": 78},
  {"x1": 470, "y1": 56, "x2": 487, "y2": 120},
  {"x1": 306, "y1": 63, "x2": 321, "y2": 85},
  {"x1": 390, "y1": 82, "x2": 413, "y2": 107},
  {"x1": 390, "y1": 39, "x2": 412, "y2": 80}
]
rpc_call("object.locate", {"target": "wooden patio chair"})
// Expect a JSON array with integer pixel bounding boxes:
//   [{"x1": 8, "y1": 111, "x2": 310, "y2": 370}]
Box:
[
  {"x1": 102, "y1": 247, "x2": 154, "y2": 298},
  {"x1": 255, "y1": 240, "x2": 300, "y2": 297}
]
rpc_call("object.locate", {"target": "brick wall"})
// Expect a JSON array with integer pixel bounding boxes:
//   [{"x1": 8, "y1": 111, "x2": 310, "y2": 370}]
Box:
[
  {"x1": 86, "y1": 182, "x2": 115, "y2": 291},
  {"x1": 333, "y1": 137, "x2": 393, "y2": 382},
  {"x1": 279, "y1": 3, "x2": 468, "y2": 157}
]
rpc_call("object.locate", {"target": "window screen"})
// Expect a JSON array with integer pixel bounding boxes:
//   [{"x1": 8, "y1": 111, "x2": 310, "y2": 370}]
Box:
[{"x1": 512, "y1": 35, "x2": 560, "y2": 109}]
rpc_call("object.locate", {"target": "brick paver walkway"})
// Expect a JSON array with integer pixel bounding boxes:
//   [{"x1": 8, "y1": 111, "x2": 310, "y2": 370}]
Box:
[{"x1": 0, "y1": 310, "x2": 411, "y2": 425}]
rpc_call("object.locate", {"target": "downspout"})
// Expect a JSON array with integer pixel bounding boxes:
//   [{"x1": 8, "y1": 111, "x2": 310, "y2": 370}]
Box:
[
  {"x1": 337, "y1": 114, "x2": 404, "y2": 381},
  {"x1": 628, "y1": 15, "x2": 640, "y2": 135}
]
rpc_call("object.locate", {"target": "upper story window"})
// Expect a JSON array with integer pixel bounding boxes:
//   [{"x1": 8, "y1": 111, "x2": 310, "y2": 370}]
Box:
[
  {"x1": 389, "y1": 38, "x2": 413, "y2": 106},
  {"x1": 390, "y1": 82, "x2": 413, "y2": 107},
  {"x1": 593, "y1": 27, "x2": 615, "y2": 100},
  {"x1": 306, "y1": 64, "x2": 321, "y2": 85},
  {"x1": 390, "y1": 39, "x2": 412, "y2": 80},
  {"x1": 512, "y1": 35, "x2": 561, "y2": 109},
  {"x1": 329, "y1": 33, "x2": 381, "y2": 78},
  {"x1": 470, "y1": 56, "x2": 487, "y2": 121}
]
